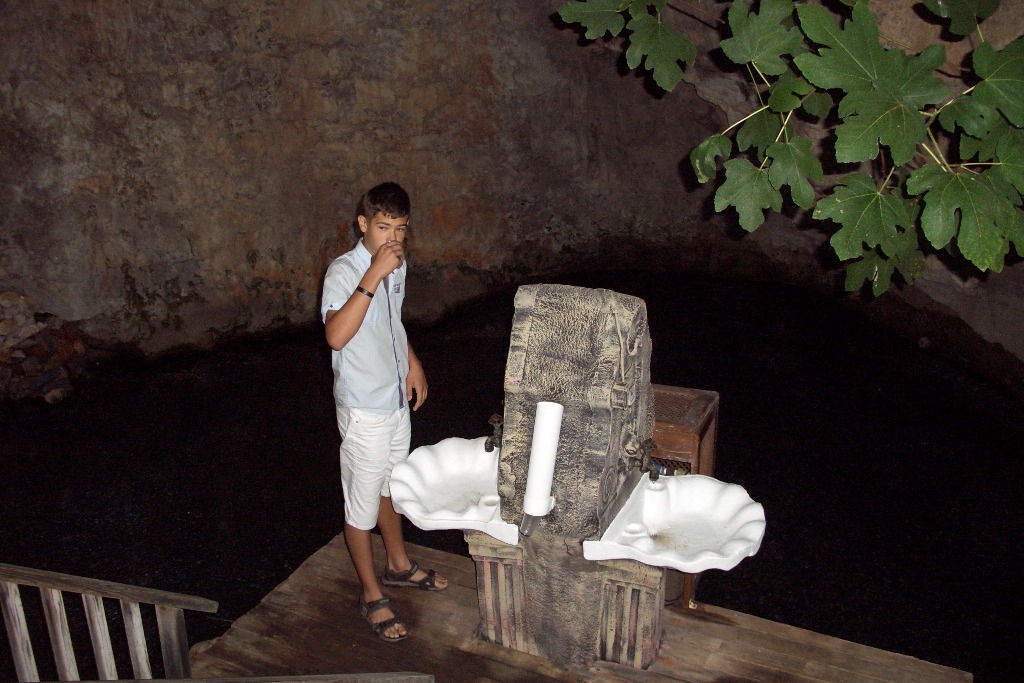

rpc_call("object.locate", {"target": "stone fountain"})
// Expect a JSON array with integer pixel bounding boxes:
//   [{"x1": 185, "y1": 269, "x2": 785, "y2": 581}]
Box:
[
  {"x1": 471, "y1": 282, "x2": 660, "y2": 668},
  {"x1": 391, "y1": 283, "x2": 764, "y2": 670}
]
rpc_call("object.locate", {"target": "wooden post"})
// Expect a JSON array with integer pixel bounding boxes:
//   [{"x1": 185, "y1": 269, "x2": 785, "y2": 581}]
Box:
[
  {"x1": 82, "y1": 594, "x2": 117, "y2": 680},
  {"x1": 120, "y1": 599, "x2": 153, "y2": 680},
  {"x1": 40, "y1": 587, "x2": 80, "y2": 681},
  {"x1": 1, "y1": 581, "x2": 40, "y2": 682},
  {"x1": 155, "y1": 604, "x2": 191, "y2": 679}
]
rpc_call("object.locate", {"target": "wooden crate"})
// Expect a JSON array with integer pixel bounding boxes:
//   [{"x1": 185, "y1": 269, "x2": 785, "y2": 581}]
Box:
[
  {"x1": 651, "y1": 384, "x2": 719, "y2": 477},
  {"x1": 650, "y1": 384, "x2": 720, "y2": 608}
]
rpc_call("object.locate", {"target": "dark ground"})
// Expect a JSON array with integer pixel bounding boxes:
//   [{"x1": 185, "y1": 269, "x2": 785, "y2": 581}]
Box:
[{"x1": 2, "y1": 271, "x2": 1022, "y2": 682}]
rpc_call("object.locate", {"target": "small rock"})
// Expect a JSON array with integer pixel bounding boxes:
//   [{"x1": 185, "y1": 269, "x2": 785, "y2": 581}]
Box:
[
  {"x1": 43, "y1": 353, "x2": 63, "y2": 371},
  {"x1": 0, "y1": 291, "x2": 26, "y2": 306},
  {"x1": 20, "y1": 357, "x2": 41, "y2": 375},
  {"x1": 44, "y1": 387, "x2": 68, "y2": 404}
]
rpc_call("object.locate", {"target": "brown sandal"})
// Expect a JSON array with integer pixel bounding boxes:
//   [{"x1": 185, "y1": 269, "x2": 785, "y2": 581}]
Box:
[
  {"x1": 381, "y1": 561, "x2": 447, "y2": 592},
  {"x1": 358, "y1": 596, "x2": 407, "y2": 642}
]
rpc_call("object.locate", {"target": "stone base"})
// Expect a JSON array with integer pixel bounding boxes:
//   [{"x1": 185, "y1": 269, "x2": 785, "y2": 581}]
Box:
[
  {"x1": 468, "y1": 531, "x2": 532, "y2": 654},
  {"x1": 466, "y1": 530, "x2": 664, "y2": 670}
]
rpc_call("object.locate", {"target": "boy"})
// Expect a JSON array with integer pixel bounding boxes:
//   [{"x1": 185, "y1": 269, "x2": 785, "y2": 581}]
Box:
[{"x1": 321, "y1": 182, "x2": 447, "y2": 642}]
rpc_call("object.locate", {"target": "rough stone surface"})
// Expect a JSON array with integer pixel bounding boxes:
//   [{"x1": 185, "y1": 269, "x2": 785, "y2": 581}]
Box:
[
  {"x1": 499, "y1": 284, "x2": 653, "y2": 540},
  {"x1": 1, "y1": 1, "x2": 1022, "y2": 389}
]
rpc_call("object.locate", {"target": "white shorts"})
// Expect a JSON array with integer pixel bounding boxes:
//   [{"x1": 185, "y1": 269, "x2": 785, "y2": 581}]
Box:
[{"x1": 336, "y1": 405, "x2": 411, "y2": 531}]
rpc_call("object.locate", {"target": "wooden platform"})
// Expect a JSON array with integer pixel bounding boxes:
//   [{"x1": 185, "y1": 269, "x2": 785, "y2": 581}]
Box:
[{"x1": 190, "y1": 534, "x2": 972, "y2": 683}]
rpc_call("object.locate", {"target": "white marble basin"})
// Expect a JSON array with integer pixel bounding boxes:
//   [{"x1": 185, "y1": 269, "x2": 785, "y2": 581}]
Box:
[
  {"x1": 390, "y1": 436, "x2": 519, "y2": 545},
  {"x1": 583, "y1": 473, "x2": 765, "y2": 573}
]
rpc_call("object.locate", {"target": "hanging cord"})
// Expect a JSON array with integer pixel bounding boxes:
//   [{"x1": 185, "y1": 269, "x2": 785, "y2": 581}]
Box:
[{"x1": 385, "y1": 275, "x2": 403, "y2": 410}]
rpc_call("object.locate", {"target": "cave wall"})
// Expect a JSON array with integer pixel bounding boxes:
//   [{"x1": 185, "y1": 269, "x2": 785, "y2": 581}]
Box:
[
  {"x1": 1, "y1": 1, "x2": 1022, "y2": 383},
  {"x1": 1, "y1": 1, "x2": 724, "y2": 353}
]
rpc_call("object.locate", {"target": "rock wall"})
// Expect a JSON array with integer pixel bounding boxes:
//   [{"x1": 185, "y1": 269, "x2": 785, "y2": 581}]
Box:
[
  {"x1": 0, "y1": 2, "x2": 727, "y2": 350},
  {"x1": 1, "y1": 291, "x2": 86, "y2": 402},
  {"x1": 1, "y1": 1, "x2": 1023, "y2": 393}
]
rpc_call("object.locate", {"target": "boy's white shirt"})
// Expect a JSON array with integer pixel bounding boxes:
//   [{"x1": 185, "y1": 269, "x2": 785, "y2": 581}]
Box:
[{"x1": 321, "y1": 239, "x2": 409, "y2": 413}]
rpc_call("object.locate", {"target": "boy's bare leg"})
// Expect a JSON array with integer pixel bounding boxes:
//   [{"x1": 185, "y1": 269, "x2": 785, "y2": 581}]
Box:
[
  {"x1": 343, "y1": 522, "x2": 407, "y2": 639},
  {"x1": 377, "y1": 496, "x2": 448, "y2": 590}
]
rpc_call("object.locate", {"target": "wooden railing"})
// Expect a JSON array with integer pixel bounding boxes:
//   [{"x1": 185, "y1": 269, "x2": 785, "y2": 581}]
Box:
[
  {"x1": 129, "y1": 677, "x2": 434, "y2": 682},
  {"x1": 0, "y1": 563, "x2": 218, "y2": 681}
]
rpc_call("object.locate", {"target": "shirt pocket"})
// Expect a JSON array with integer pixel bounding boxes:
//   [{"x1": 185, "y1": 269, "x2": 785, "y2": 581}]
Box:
[
  {"x1": 391, "y1": 272, "x2": 406, "y2": 312},
  {"x1": 362, "y1": 285, "x2": 385, "y2": 323}
]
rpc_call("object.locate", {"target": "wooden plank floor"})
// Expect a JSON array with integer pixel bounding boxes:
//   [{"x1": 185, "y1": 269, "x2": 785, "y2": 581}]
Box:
[{"x1": 191, "y1": 534, "x2": 972, "y2": 683}]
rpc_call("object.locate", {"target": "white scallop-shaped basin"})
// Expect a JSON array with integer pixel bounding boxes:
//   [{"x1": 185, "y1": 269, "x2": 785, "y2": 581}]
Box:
[
  {"x1": 390, "y1": 436, "x2": 519, "y2": 545},
  {"x1": 582, "y1": 473, "x2": 765, "y2": 573}
]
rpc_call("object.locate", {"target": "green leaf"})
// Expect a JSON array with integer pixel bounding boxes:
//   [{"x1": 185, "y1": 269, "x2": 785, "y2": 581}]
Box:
[
  {"x1": 715, "y1": 158, "x2": 783, "y2": 231},
  {"x1": 801, "y1": 91, "x2": 833, "y2": 118},
  {"x1": 766, "y1": 136, "x2": 823, "y2": 208},
  {"x1": 557, "y1": 0, "x2": 627, "y2": 39},
  {"x1": 845, "y1": 251, "x2": 896, "y2": 295},
  {"x1": 768, "y1": 67, "x2": 813, "y2": 113},
  {"x1": 880, "y1": 44, "x2": 949, "y2": 109},
  {"x1": 995, "y1": 128, "x2": 1024, "y2": 195},
  {"x1": 889, "y1": 224, "x2": 927, "y2": 284},
  {"x1": 835, "y1": 91, "x2": 927, "y2": 165},
  {"x1": 922, "y1": 0, "x2": 999, "y2": 36},
  {"x1": 938, "y1": 96, "x2": 997, "y2": 138},
  {"x1": 844, "y1": 228, "x2": 926, "y2": 295},
  {"x1": 690, "y1": 134, "x2": 733, "y2": 184},
  {"x1": 720, "y1": 0, "x2": 803, "y2": 77},
  {"x1": 793, "y1": 2, "x2": 888, "y2": 93},
  {"x1": 960, "y1": 111, "x2": 1014, "y2": 161},
  {"x1": 1004, "y1": 204, "x2": 1024, "y2": 257},
  {"x1": 797, "y1": 11, "x2": 946, "y2": 163},
  {"x1": 906, "y1": 165, "x2": 1018, "y2": 271},
  {"x1": 737, "y1": 107, "x2": 789, "y2": 159},
  {"x1": 625, "y1": 13, "x2": 695, "y2": 91},
  {"x1": 624, "y1": 0, "x2": 665, "y2": 18},
  {"x1": 972, "y1": 38, "x2": 1024, "y2": 127},
  {"x1": 815, "y1": 172, "x2": 913, "y2": 260},
  {"x1": 834, "y1": 45, "x2": 947, "y2": 165}
]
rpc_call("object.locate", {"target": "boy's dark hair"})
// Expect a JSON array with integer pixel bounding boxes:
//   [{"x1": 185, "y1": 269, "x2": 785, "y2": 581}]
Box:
[{"x1": 358, "y1": 182, "x2": 410, "y2": 220}]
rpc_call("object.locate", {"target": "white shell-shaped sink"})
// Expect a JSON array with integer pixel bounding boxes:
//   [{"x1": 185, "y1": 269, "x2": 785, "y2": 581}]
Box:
[
  {"x1": 390, "y1": 436, "x2": 519, "y2": 545},
  {"x1": 583, "y1": 473, "x2": 765, "y2": 573}
]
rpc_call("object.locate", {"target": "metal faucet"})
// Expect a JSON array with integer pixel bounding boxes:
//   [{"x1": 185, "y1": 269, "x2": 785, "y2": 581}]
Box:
[
  {"x1": 625, "y1": 437, "x2": 660, "y2": 481},
  {"x1": 484, "y1": 413, "x2": 503, "y2": 452}
]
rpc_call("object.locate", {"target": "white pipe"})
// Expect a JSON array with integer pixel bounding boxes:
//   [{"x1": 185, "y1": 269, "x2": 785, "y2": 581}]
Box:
[{"x1": 522, "y1": 401, "x2": 563, "y2": 521}]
